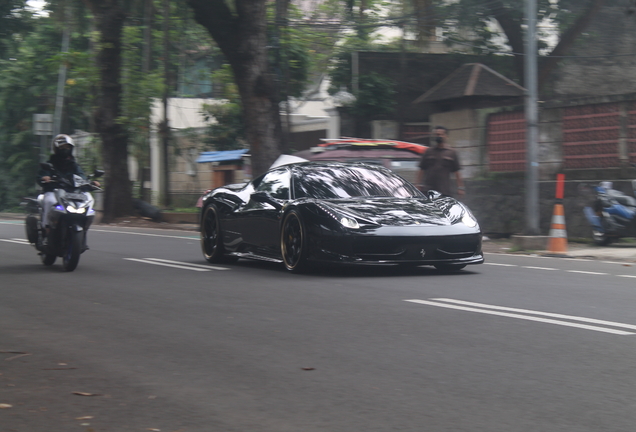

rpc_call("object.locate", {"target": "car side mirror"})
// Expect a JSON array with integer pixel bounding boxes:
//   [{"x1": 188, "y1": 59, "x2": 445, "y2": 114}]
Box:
[
  {"x1": 427, "y1": 190, "x2": 442, "y2": 200},
  {"x1": 251, "y1": 191, "x2": 282, "y2": 210}
]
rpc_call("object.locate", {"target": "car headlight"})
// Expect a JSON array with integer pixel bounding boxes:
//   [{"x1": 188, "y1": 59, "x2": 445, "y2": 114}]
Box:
[
  {"x1": 340, "y1": 216, "x2": 359, "y2": 229},
  {"x1": 461, "y1": 212, "x2": 477, "y2": 227}
]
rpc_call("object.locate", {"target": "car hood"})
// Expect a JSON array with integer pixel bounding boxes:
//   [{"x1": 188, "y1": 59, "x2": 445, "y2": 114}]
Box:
[{"x1": 322, "y1": 197, "x2": 465, "y2": 227}]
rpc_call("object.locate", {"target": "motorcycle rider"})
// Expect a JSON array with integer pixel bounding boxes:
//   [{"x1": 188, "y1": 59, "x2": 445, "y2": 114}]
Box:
[{"x1": 37, "y1": 134, "x2": 100, "y2": 245}]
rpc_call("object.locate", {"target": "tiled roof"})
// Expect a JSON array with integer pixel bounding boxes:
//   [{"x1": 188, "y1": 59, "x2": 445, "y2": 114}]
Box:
[{"x1": 413, "y1": 63, "x2": 525, "y2": 104}]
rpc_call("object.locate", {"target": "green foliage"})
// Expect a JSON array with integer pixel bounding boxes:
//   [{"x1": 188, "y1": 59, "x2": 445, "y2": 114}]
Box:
[
  {"x1": 352, "y1": 72, "x2": 396, "y2": 119},
  {"x1": 120, "y1": 25, "x2": 163, "y2": 170},
  {"x1": 437, "y1": 0, "x2": 590, "y2": 54},
  {"x1": 0, "y1": 0, "x2": 32, "y2": 59},
  {"x1": 0, "y1": 17, "x2": 62, "y2": 210},
  {"x1": 201, "y1": 65, "x2": 245, "y2": 151}
]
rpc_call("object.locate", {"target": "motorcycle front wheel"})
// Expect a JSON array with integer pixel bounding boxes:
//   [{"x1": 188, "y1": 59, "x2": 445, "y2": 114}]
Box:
[
  {"x1": 40, "y1": 252, "x2": 56, "y2": 266},
  {"x1": 62, "y1": 229, "x2": 82, "y2": 272}
]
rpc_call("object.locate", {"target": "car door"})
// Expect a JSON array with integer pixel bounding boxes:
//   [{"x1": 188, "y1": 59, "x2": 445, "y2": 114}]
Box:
[{"x1": 235, "y1": 168, "x2": 291, "y2": 255}]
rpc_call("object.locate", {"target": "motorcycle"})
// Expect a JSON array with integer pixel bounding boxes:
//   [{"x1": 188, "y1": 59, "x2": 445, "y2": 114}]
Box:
[
  {"x1": 580, "y1": 180, "x2": 636, "y2": 246},
  {"x1": 24, "y1": 163, "x2": 103, "y2": 271}
]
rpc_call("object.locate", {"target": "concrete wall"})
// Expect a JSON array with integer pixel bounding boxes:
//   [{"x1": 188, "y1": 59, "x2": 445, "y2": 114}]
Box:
[{"x1": 464, "y1": 175, "x2": 636, "y2": 239}]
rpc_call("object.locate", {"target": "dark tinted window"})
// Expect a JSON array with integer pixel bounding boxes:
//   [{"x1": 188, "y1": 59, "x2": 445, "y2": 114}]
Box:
[
  {"x1": 295, "y1": 165, "x2": 419, "y2": 199},
  {"x1": 255, "y1": 169, "x2": 290, "y2": 199}
]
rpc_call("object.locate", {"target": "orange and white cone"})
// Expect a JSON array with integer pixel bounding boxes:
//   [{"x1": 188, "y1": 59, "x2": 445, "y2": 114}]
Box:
[{"x1": 547, "y1": 203, "x2": 568, "y2": 254}]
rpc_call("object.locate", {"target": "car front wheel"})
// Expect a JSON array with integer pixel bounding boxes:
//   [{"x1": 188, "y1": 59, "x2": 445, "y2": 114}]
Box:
[{"x1": 201, "y1": 205, "x2": 227, "y2": 263}]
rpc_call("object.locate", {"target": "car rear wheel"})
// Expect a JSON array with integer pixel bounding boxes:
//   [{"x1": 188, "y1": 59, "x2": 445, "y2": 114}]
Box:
[
  {"x1": 281, "y1": 210, "x2": 309, "y2": 272},
  {"x1": 434, "y1": 264, "x2": 466, "y2": 272}
]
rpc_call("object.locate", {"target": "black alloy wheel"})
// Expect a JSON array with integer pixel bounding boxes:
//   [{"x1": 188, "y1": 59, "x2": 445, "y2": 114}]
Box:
[
  {"x1": 201, "y1": 205, "x2": 236, "y2": 263},
  {"x1": 281, "y1": 210, "x2": 308, "y2": 272}
]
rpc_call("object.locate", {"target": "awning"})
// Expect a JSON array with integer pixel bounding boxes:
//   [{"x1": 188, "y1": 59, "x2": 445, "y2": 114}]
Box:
[{"x1": 196, "y1": 149, "x2": 249, "y2": 163}]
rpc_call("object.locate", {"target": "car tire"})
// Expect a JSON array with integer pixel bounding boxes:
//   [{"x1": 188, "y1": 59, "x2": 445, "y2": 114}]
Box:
[
  {"x1": 281, "y1": 210, "x2": 309, "y2": 272},
  {"x1": 201, "y1": 204, "x2": 234, "y2": 263},
  {"x1": 434, "y1": 264, "x2": 466, "y2": 272}
]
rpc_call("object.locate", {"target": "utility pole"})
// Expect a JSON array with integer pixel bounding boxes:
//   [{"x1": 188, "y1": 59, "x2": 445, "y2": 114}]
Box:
[
  {"x1": 524, "y1": 0, "x2": 540, "y2": 235},
  {"x1": 53, "y1": 5, "x2": 71, "y2": 138},
  {"x1": 161, "y1": 0, "x2": 171, "y2": 207}
]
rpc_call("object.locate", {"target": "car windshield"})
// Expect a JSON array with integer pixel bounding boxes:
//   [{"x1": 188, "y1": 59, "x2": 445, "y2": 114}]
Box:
[{"x1": 295, "y1": 165, "x2": 420, "y2": 199}]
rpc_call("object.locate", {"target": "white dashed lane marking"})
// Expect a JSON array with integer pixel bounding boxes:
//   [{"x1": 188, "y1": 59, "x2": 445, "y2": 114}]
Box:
[
  {"x1": 484, "y1": 255, "x2": 635, "y2": 280},
  {"x1": 124, "y1": 258, "x2": 228, "y2": 272},
  {"x1": 405, "y1": 298, "x2": 636, "y2": 336}
]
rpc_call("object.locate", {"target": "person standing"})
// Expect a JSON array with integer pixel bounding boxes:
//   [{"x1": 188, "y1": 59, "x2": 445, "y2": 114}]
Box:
[{"x1": 416, "y1": 126, "x2": 465, "y2": 198}]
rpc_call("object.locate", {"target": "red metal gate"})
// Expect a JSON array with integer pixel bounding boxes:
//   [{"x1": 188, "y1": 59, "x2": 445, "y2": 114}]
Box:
[
  {"x1": 487, "y1": 111, "x2": 526, "y2": 172},
  {"x1": 627, "y1": 102, "x2": 636, "y2": 164},
  {"x1": 562, "y1": 103, "x2": 621, "y2": 169}
]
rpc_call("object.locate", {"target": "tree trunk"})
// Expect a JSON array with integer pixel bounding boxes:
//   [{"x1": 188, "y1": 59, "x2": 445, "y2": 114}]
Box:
[
  {"x1": 188, "y1": 0, "x2": 282, "y2": 178},
  {"x1": 487, "y1": 0, "x2": 604, "y2": 91},
  {"x1": 84, "y1": 1, "x2": 132, "y2": 222}
]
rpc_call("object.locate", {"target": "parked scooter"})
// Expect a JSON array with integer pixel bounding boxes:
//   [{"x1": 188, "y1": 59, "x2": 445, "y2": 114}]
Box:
[
  {"x1": 24, "y1": 163, "x2": 103, "y2": 271},
  {"x1": 580, "y1": 180, "x2": 636, "y2": 245}
]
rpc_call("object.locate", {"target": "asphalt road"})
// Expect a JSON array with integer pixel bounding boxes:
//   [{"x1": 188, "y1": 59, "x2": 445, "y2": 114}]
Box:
[{"x1": 2, "y1": 219, "x2": 636, "y2": 432}]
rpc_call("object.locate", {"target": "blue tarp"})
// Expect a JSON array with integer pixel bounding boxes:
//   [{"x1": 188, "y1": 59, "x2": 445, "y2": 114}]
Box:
[{"x1": 196, "y1": 149, "x2": 249, "y2": 163}]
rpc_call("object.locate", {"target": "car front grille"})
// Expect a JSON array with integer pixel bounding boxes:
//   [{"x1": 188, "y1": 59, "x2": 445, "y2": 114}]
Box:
[{"x1": 352, "y1": 234, "x2": 481, "y2": 261}]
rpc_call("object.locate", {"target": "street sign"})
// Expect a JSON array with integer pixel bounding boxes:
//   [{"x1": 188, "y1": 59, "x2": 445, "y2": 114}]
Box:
[{"x1": 33, "y1": 114, "x2": 53, "y2": 136}]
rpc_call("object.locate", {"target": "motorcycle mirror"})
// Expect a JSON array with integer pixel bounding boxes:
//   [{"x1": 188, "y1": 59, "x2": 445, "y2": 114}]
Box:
[
  {"x1": 40, "y1": 162, "x2": 53, "y2": 170},
  {"x1": 93, "y1": 169, "x2": 104, "y2": 178}
]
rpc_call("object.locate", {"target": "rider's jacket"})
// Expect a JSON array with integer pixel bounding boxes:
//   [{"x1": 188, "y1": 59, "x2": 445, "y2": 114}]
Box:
[{"x1": 37, "y1": 154, "x2": 87, "y2": 193}]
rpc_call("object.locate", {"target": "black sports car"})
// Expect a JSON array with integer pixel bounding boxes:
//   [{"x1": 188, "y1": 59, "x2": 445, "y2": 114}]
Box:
[{"x1": 199, "y1": 161, "x2": 483, "y2": 272}]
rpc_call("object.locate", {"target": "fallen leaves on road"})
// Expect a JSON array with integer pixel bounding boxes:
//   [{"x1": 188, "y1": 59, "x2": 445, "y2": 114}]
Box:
[
  {"x1": 43, "y1": 367, "x2": 77, "y2": 370},
  {"x1": 76, "y1": 416, "x2": 94, "y2": 420},
  {"x1": 72, "y1": 392, "x2": 102, "y2": 397},
  {"x1": 301, "y1": 367, "x2": 316, "y2": 371},
  {"x1": 0, "y1": 404, "x2": 13, "y2": 409}
]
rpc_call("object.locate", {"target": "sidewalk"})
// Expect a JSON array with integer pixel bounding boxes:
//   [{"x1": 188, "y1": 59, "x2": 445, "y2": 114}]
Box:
[
  {"x1": 3, "y1": 212, "x2": 636, "y2": 263},
  {"x1": 482, "y1": 236, "x2": 636, "y2": 263}
]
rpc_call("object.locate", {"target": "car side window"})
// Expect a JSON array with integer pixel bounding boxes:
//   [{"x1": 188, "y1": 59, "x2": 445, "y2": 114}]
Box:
[{"x1": 255, "y1": 169, "x2": 290, "y2": 200}]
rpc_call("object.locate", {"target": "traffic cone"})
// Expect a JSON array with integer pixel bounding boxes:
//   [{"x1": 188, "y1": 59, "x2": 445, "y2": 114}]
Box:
[{"x1": 547, "y1": 203, "x2": 568, "y2": 254}]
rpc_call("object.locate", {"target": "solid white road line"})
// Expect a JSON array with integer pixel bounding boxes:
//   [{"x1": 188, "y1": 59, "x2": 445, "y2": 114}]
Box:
[
  {"x1": 144, "y1": 258, "x2": 228, "y2": 271},
  {"x1": 522, "y1": 266, "x2": 558, "y2": 271},
  {"x1": 0, "y1": 239, "x2": 29, "y2": 245},
  {"x1": 430, "y1": 298, "x2": 636, "y2": 331},
  {"x1": 124, "y1": 258, "x2": 212, "y2": 272},
  {"x1": 93, "y1": 229, "x2": 196, "y2": 240},
  {"x1": 484, "y1": 262, "x2": 517, "y2": 267},
  {"x1": 404, "y1": 299, "x2": 635, "y2": 335},
  {"x1": 567, "y1": 270, "x2": 607, "y2": 275}
]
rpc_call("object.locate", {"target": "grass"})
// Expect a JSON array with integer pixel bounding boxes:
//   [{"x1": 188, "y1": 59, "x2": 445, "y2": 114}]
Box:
[{"x1": 167, "y1": 207, "x2": 199, "y2": 213}]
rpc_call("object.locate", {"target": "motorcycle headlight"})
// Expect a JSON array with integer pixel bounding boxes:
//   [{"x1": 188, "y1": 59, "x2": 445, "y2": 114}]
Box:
[{"x1": 66, "y1": 206, "x2": 86, "y2": 214}]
